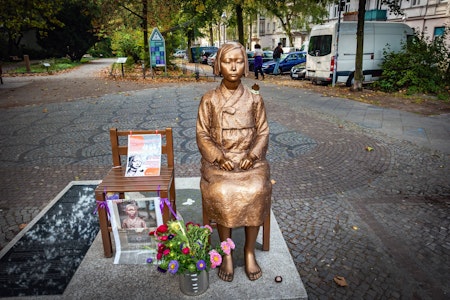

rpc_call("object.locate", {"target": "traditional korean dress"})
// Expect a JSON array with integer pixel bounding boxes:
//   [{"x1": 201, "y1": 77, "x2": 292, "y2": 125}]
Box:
[{"x1": 196, "y1": 82, "x2": 272, "y2": 228}]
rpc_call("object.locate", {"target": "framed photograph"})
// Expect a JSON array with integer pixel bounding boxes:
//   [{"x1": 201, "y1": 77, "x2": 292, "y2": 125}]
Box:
[{"x1": 107, "y1": 197, "x2": 162, "y2": 264}]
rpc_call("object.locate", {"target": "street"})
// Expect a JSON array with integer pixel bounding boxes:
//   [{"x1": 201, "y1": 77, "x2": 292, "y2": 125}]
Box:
[{"x1": 0, "y1": 59, "x2": 449, "y2": 299}]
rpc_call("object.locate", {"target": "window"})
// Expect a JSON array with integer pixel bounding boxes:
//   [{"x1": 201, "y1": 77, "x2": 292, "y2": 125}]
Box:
[
  {"x1": 334, "y1": 0, "x2": 351, "y2": 17},
  {"x1": 273, "y1": 22, "x2": 276, "y2": 32},
  {"x1": 412, "y1": 0, "x2": 421, "y2": 6},
  {"x1": 259, "y1": 18, "x2": 265, "y2": 36},
  {"x1": 434, "y1": 27, "x2": 445, "y2": 40},
  {"x1": 308, "y1": 35, "x2": 332, "y2": 57}
]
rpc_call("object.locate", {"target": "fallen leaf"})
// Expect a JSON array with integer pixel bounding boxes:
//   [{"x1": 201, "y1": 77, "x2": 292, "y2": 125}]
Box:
[
  {"x1": 19, "y1": 223, "x2": 27, "y2": 230},
  {"x1": 352, "y1": 225, "x2": 359, "y2": 230},
  {"x1": 271, "y1": 179, "x2": 276, "y2": 184},
  {"x1": 365, "y1": 146, "x2": 374, "y2": 152},
  {"x1": 334, "y1": 275, "x2": 348, "y2": 287}
]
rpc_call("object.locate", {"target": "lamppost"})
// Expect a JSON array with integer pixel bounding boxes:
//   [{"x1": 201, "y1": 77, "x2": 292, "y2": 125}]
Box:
[{"x1": 221, "y1": 12, "x2": 227, "y2": 45}]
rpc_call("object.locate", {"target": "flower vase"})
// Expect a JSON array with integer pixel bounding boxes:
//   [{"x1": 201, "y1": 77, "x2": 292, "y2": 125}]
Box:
[{"x1": 179, "y1": 271, "x2": 209, "y2": 296}]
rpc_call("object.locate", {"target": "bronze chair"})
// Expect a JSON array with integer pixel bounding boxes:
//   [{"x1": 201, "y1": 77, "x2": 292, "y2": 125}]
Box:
[{"x1": 95, "y1": 127, "x2": 176, "y2": 257}]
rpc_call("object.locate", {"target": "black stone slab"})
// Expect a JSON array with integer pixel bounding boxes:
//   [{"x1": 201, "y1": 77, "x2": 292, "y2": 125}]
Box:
[{"x1": 0, "y1": 185, "x2": 99, "y2": 297}]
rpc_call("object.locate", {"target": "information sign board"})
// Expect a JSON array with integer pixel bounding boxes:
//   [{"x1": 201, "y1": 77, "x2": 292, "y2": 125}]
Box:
[{"x1": 149, "y1": 28, "x2": 166, "y2": 68}]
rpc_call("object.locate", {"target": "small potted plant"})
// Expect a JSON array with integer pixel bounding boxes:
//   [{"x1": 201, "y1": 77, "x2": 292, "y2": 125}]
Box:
[{"x1": 150, "y1": 220, "x2": 235, "y2": 295}]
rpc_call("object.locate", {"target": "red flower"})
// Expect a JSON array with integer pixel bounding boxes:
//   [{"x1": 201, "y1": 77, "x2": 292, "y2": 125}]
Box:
[
  {"x1": 159, "y1": 236, "x2": 168, "y2": 241},
  {"x1": 182, "y1": 247, "x2": 190, "y2": 254},
  {"x1": 157, "y1": 252, "x2": 163, "y2": 260},
  {"x1": 156, "y1": 224, "x2": 168, "y2": 233},
  {"x1": 163, "y1": 249, "x2": 170, "y2": 256}
]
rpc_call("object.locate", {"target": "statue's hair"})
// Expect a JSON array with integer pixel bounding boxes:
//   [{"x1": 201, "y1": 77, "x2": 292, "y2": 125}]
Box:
[{"x1": 213, "y1": 42, "x2": 249, "y2": 77}]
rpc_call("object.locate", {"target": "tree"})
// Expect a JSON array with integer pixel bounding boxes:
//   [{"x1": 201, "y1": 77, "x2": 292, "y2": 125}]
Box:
[
  {"x1": 260, "y1": 0, "x2": 333, "y2": 47},
  {"x1": 37, "y1": 0, "x2": 99, "y2": 61},
  {"x1": 352, "y1": 0, "x2": 366, "y2": 91},
  {"x1": 177, "y1": 0, "x2": 226, "y2": 61},
  {"x1": 352, "y1": 0, "x2": 404, "y2": 91},
  {"x1": 0, "y1": 0, "x2": 64, "y2": 58}
]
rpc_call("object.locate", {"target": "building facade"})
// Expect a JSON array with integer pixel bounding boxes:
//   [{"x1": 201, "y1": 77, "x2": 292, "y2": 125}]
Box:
[{"x1": 249, "y1": 0, "x2": 449, "y2": 51}]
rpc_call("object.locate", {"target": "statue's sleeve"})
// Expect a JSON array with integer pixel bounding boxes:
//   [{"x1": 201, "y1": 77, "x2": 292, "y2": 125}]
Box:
[
  {"x1": 249, "y1": 95, "x2": 269, "y2": 160},
  {"x1": 196, "y1": 93, "x2": 223, "y2": 164}
]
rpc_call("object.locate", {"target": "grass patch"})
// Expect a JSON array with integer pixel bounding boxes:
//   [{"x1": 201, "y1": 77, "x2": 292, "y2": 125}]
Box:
[{"x1": 5, "y1": 57, "x2": 92, "y2": 74}]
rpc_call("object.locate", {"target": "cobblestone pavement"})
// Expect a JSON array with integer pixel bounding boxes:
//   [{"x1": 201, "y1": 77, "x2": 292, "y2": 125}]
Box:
[{"x1": 0, "y1": 60, "x2": 449, "y2": 299}]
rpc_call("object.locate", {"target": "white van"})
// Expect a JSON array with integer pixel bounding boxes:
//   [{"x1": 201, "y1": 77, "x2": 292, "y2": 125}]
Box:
[{"x1": 306, "y1": 21, "x2": 414, "y2": 86}]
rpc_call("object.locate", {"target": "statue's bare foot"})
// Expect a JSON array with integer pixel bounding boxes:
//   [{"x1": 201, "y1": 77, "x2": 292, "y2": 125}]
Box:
[
  {"x1": 218, "y1": 254, "x2": 234, "y2": 282},
  {"x1": 244, "y1": 251, "x2": 262, "y2": 281}
]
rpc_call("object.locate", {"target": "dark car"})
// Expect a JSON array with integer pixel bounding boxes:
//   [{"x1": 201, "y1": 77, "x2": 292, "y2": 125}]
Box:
[
  {"x1": 247, "y1": 51, "x2": 273, "y2": 71},
  {"x1": 190, "y1": 46, "x2": 218, "y2": 63},
  {"x1": 262, "y1": 51, "x2": 307, "y2": 74},
  {"x1": 290, "y1": 62, "x2": 307, "y2": 80},
  {"x1": 201, "y1": 48, "x2": 217, "y2": 64}
]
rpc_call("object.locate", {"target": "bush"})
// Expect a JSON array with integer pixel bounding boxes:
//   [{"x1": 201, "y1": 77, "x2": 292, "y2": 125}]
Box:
[
  {"x1": 111, "y1": 28, "x2": 145, "y2": 63},
  {"x1": 376, "y1": 28, "x2": 450, "y2": 98},
  {"x1": 88, "y1": 38, "x2": 113, "y2": 58}
]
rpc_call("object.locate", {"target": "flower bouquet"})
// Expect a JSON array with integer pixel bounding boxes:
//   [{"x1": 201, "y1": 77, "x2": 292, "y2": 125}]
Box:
[{"x1": 150, "y1": 220, "x2": 235, "y2": 275}]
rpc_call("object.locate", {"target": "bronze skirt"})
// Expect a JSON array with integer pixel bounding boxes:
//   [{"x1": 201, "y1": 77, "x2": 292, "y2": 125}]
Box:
[{"x1": 200, "y1": 159, "x2": 271, "y2": 228}]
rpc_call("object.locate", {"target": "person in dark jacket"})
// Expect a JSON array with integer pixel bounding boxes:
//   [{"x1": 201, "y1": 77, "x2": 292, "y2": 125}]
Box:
[{"x1": 272, "y1": 42, "x2": 284, "y2": 75}]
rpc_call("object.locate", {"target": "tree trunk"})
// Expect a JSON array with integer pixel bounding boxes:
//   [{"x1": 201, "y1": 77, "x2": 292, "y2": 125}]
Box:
[
  {"x1": 209, "y1": 23, "x2": 214, "y2": 46},
  {"x1": 143, "y1": 0, "x2": 148, "y2": 54},
  {"x1": 236, "y1": 3, "x2": 245, "y2": 46},
  {"x1": 352, "y1": 0, "x2": 366, "y2": 91},
  {"x1": 187, "y1": 29, "x2": 194, "y2": 63}
]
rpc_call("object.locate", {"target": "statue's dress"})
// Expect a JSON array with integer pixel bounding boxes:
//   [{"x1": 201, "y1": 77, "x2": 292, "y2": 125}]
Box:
[{"x1": 196, "y1": 82, "x2": 272, "y2": 228}]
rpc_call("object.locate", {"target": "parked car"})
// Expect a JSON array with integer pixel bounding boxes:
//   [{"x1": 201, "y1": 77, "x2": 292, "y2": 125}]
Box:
[
  {"x1": 290, "y1": 62, "x2": 307, "y2": 80},
  {"x1": 207, "y1": 52, "x2": 217, "y2": 67},
  {"x1": 173, "y1": 50, "x2": 186, "y2": 58},
  {"x1": 201, "y1": 48, "x2": 218, "y2": 64},
  {"x1": 262, "y1": 51, "x2": 307, "y2": 74},
  {"x1": 247, "y1": 50, "x2": 273, "y2": 71},
  {"x1": 190, "y1": 46, "x2": 218, "y2": 63}
]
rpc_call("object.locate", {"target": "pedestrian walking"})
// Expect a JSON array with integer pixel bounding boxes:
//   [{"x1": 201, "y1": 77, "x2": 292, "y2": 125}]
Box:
[
  {"x1": 272, "y1": 42, "x2": 283, "y2": 75},
  {"x1": 254, "y1": 44, "x2": 265, "y2": 80}
]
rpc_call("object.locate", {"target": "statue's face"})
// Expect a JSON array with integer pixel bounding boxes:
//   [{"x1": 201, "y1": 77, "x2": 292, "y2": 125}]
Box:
[{"x1": 220, "y1": 48, "x2": 245, "y2": 83}]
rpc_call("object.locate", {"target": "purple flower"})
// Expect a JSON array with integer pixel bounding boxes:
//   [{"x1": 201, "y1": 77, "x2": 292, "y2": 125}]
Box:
[
  {"x1": 146, "y1": 257, "x2": 153, "y2": 264},
  {"x1": 196, "y1": 260, "x2": 206, "y2": 271},
  {"x1": 168, "y1": 260, "x2": 179, "y2": 274}
]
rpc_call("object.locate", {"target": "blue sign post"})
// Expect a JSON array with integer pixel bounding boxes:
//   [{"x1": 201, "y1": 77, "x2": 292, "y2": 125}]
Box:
[{"x1": 149, "y1": 28, "x2": 167, "y2": 74}]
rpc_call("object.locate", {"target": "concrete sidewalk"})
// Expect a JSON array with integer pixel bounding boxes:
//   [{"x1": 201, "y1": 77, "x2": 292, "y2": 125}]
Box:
[{"x1": 185, "y1": 61, "x2": 450, "y2": 155}]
